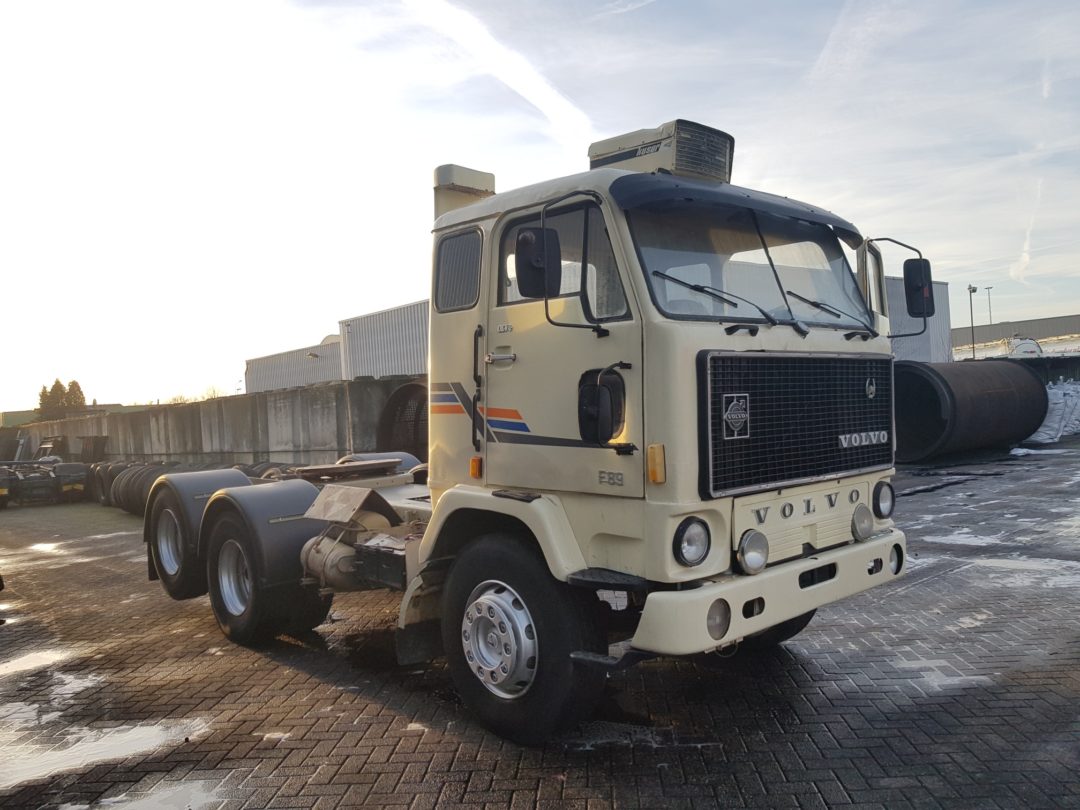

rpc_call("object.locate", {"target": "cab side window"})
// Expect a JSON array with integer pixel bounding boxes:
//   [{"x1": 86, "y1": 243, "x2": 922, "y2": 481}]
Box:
[
  {"x1": 434, "y1": 230, "x2": 482, "y2": 312},
  {"x1": 499, "y1": 205, "x2": 629, "y2": 321}
]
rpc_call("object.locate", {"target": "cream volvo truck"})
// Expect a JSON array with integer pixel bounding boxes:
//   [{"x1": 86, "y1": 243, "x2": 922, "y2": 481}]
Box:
[{"x1": 143, "y1": 119, "x2": 935, "y2": 744}]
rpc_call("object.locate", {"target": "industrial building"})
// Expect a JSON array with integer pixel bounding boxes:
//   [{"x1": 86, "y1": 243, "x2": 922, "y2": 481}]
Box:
[
  {"x1": 952, "y1": 313, "x2": 1080, "y2": 359},
  {"x1": 243, "y1": 301, "x2": 427, "y2": 394}
]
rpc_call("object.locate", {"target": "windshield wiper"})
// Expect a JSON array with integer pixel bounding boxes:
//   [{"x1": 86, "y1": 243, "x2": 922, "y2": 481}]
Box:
[
  {"x1": 784, "y1": 290, "x2": 878, "y2": 339},
  {"x1": 652, "y1": 271, "x2": 778, "y2": 325}
]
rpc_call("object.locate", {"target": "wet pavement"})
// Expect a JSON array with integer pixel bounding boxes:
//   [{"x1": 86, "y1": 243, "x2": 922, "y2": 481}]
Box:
[{"x1": 1, "y1": 444, "x2": 1079, "y2": 809}]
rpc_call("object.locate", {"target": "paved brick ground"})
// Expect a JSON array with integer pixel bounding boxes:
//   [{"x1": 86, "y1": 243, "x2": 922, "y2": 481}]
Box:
[{"x1": 1, "y1": 445, "x2": 1079, "y2": 809}]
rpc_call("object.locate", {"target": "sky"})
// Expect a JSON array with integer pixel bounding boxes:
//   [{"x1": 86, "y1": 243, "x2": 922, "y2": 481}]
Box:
[{"x1": 1, "y1": 0, "x2": 1078, "y2": 410}]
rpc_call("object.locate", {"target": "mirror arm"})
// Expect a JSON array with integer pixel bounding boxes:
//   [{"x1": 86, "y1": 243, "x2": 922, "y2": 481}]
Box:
[
  {"x1": 865, "y1": 237, "x2": 931, "y2": 339},
  {"x1": 539, "y1": 191, "x2": 610, "y2": 338}
]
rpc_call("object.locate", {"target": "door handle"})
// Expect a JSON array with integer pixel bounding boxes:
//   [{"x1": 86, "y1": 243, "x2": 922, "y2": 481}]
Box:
[{"x1": 484, "y1": 352, "x2": 517, "y2": 364}]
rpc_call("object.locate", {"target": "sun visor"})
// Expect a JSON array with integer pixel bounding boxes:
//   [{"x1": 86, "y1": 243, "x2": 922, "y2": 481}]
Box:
[{"x1": 609, "y1": 173, "x2": 862, "y2": 247}]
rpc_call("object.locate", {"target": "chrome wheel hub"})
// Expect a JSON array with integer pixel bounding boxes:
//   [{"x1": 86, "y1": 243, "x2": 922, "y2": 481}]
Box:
[
  {"x1": 155, "y1": 508, "x2": 182, "y2": 577},
  {"x1": 461, "y1": 580, "x2": 538, "y2": 699},
  {"x1": 218, "y1": 539, "x2": 252, "y2": 617}
]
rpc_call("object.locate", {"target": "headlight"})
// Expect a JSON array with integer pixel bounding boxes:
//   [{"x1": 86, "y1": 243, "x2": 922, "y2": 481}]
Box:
[
  {"x1": 737, "y1": 529, "x2": 769, "y2": 575},
  {"x1": 673, "y1": 517, "x2": 711, "y2": 567},
  {"x1": 851, "y1": 503, "x2": 874, "y2": 541},
  {"x1": 873, "y1": 481, "x2": 895, "y2": 519}
]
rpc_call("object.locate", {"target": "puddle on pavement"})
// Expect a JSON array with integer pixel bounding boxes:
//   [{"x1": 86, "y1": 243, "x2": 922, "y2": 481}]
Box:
[
  {"x1": 0, "y1": 650, "x2": 73, "y2": 678},
  {"x1": 57, "y1": 779, "x2": 222, "y2": 810},
  {"x1": 0, "y1": 717, "x2": 210, "y2": 791}
]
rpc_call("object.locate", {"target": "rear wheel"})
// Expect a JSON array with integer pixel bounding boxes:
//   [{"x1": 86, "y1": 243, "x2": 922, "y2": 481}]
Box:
[
  {"x1": 206, "y1": 513, "x2": 284, "y2": 644},
  {"x1": 149, "y1": 490, "x2": 206, "y2": 599},
  {"x1": 441, "y1": 534, "x2": 605, "y2": 745}
]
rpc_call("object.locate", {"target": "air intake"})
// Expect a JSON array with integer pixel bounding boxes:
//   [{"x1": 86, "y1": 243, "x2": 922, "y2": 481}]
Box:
[{"x1": 588, "y1": 120, "x2": 734, "y2": 183}]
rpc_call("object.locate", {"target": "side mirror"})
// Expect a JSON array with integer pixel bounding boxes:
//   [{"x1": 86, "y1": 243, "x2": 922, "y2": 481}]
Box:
[
  {"x1": 578, "y1": 368, "x2": 626, "y2": 444},
  {"x1": 903, "y1": 258, "x2": 935, "y2": 318},
  {"x1": 515, "y1": 228, "x2": 562, "y2": 299}
]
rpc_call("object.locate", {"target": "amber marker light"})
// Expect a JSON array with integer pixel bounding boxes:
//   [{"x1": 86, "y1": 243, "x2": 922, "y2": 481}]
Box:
[
  {"x1": 647, "y1": 443, "x2": 666, "y2": 484},
  {"x1": 469, "y1": 456, "x2": 483, "y2": 479}
]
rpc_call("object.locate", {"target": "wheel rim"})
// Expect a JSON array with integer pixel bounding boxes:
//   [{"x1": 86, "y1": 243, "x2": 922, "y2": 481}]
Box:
[
  {"x1": 218, "y1": 538, "x2": 252, "y2": 617},
  {"x1": 155, "y1": 508, "x2": 183, "y2": 577},
  {"x1": 461, "y1": 580, "x2": 538, "y2": 699}
]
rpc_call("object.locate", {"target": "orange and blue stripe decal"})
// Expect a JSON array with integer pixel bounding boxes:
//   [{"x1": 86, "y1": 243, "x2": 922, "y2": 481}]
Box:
[
  {"x1": 479, "y1": 406, "x2": 530, "y2": 433},
  {"x1": 430, "y1": 388, "x2": 465, "y2": 415},
  {"x1": 431, "y1": 382, "x2": 591, "y2": 448}
]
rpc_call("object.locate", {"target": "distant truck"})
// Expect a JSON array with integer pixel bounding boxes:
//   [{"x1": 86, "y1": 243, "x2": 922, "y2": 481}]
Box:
[{"x1": 144, "y1": 119, "x2": 934, "y2": 744}]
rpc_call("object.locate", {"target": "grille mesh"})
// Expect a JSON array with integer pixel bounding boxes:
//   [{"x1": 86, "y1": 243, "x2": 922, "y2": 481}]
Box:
[
  {"x1": 674, "y1": 123, "x2": 733, "y2": 183},
  {"x1": 703, "y1": 354, "x2": 892, "y2": 497}
]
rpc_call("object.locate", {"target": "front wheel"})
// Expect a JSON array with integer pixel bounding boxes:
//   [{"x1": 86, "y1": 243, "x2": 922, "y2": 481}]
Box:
[
  {"x1": 441, "y1": 534, "x2": 605, "y2": 745},
  {"x1": 206, "y1": 513, "x2": 285, "y2": 645}
]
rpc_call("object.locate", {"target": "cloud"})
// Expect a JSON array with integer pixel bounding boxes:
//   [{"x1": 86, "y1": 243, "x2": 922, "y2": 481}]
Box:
[
  {"x1": 590, "y1": 0, "x2": 661, "y2": 20},
  {"x1": 400, "y1": 0, "x2": 593, "y2": 149}
]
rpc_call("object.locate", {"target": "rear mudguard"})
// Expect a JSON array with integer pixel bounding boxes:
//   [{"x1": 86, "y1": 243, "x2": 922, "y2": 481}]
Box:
[
  {"x1": 198, "y1": 479, "x2": 325, "y2": 590},
  {"x1": 143, "y1": 469, "x2": 252, "y2": 581}
]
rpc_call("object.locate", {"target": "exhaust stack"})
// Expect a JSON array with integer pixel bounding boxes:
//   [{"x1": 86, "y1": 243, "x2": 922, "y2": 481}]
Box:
[{"x1": 434, "y1": 164, "x2": 496, "y2": 219}]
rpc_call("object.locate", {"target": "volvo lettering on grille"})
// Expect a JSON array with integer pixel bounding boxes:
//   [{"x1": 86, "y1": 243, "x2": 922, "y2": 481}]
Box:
[{"x1": 838, "y1": 430, "x2": 889, "y2": 449}]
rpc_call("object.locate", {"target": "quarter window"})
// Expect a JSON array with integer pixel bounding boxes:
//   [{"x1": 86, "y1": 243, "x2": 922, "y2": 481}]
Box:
[{"x1": 434, "y1": 230, "x2": 482, "y2": 312}]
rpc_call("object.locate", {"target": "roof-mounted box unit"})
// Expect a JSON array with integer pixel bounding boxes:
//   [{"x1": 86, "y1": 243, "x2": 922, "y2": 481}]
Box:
[{"x1": 588, "y1": 119, "x2": 734, "y2": 183}]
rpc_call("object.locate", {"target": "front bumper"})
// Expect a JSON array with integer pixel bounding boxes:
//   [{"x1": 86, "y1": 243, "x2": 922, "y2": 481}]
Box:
[{"x1": 630, "y1": 529, "x2": 905, "y2": 656}]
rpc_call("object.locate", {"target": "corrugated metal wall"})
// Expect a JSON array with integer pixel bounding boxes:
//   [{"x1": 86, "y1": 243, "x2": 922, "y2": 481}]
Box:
[
  {"x1": 340, "y1": 300, "x2": 429, "y2": 380},
  {"x1": 951, "y1": 313, "x2": 1080, "y2": 347},
  {"x1": 245, "y1": 340, "x2": 343, "y2": 394},
  {"x1": 886, "y1": 278, "x2": 952, "y2": 362}
]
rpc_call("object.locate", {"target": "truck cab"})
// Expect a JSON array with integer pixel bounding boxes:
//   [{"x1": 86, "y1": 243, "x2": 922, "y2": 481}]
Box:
[{"x1": 419, "y1": 120, "x2": 928, "y2": 738}]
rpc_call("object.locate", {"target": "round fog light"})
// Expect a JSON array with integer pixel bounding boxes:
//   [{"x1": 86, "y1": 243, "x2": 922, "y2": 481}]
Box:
[
  {"x1": 737, "y1": 529, "x2": 769, "y2": 575},
  {"x1": 673, "y1": 517, "x2": 711, "y2": 567},
  {"x1": 707, "y1": 598, "x2": 731, "y2": 641},
  {"x1": 889, "y1": 543, "x2": 904, "y2": 574},
  {"x1": 873, "y1": 481, "x2": 895, "y2": 519},
  {"x1": 851, "y1": 503, "x2": 874, "y2": 541}
]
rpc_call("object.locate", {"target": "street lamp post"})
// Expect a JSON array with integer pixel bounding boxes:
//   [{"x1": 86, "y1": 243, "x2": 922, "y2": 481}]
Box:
[
  {"x1": 967, "y1": 284, "x2": 978, "y2": 360},
  {"x1": 985, "y1": 285, "x2": 994, "y2": 325}
]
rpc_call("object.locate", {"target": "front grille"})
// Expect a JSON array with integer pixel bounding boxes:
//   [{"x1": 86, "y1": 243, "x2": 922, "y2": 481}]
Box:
[{"x1": 700, "y1": 352, "x2": 893, "y2": 498}]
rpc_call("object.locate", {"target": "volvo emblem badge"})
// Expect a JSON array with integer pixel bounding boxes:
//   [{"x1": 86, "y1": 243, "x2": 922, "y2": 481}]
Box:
[
  {"x1": 722, "y1": 393, "x2": 750, "y2": 439},
  {"x1": 865, "y1": 378, "x2": 877, "y2": 400}
]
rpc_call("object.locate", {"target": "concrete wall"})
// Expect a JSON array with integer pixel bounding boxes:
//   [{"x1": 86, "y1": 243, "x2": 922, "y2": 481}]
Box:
[{"x1": 15, "y1": 376, "x2": 424, "y2": 466}]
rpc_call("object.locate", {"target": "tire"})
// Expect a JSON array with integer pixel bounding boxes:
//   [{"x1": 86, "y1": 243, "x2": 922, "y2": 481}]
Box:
[
  {"x1": 441, "y1": 534, "x2": 605, "y2": 745},
  {"x1": 285, "y1": 588, "x2": 334, "y2": 634},
  {"x1": 95, "y1": 469, "x2": 111, "y2": 506},
  {"x1": 148, "y1": 490, "x2": 207, "y2": 599},
  {"x1": 741, "y1": 609, "x2": 816, "y2": 650},
  {"x1": 206, "y1": 513, "x2": 285, "y2": 645}
]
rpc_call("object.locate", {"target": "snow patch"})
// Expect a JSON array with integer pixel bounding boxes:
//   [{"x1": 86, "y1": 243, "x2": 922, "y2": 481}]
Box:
[{"x1": 0, "y1": 650, "x2": 73, "y2": 679}]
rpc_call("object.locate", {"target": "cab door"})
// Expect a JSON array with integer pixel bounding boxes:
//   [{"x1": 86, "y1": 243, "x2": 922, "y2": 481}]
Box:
[{"x1": 483, "y1": 202, "x2": 643, "y2": 498}]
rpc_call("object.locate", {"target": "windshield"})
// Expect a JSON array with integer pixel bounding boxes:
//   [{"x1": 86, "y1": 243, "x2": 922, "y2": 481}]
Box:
[{"x1": 628, "y1": 202, "x2": 872, "y2": 329}]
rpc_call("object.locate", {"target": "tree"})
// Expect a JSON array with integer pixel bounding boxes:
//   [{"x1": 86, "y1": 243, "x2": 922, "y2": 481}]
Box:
[
  {"x1": 65, "y1": 380, "x2": 86, "y2": 410},
  {"x1": 38, "y1": 379, "x2": 68, "y2": 420},
  {"x1": 35, "y1": 379, "x2": 89, "y2": 420}
]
